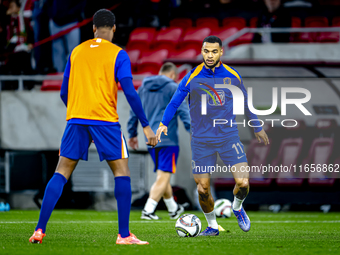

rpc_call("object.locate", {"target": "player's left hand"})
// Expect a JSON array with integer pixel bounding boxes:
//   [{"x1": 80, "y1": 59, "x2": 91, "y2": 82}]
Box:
[{"x1": 255, "y1": 129, "x2": 269, "y2": 145}]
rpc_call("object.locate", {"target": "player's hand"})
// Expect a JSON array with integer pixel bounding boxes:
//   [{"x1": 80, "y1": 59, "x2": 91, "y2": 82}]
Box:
[
  {"x1": 143, "y1": 126, "x2": 158, "y2": 147},
  {"x1": 156, "y1": 125, "x2": 168, "y2": 142},
  {"x1": 128, "y1": 137, "x2": 139, "y2": 150},
  {"x1": 255, "y1": 129, "x2": 269, "y2": 145}
]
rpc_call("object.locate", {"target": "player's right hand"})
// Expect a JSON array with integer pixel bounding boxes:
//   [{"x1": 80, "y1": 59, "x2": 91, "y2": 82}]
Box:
[
  {"x1": 156, "y1": 125, "x2": 168, "y2": 142},
  {"x1": 128, "y1": 137, "x2": 139, "y2": 150},
  {"x1": 143, "y1": 126, "x2": 158, "y2": 147}
]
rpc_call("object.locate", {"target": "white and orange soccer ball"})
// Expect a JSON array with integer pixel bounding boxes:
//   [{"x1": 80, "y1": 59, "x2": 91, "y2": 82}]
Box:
[
  {"x1": 214, "y1": 199, "x2": 232, "y2": 218},
  {"x1": 175, "y1": 214, "x2": 202, "y2": 237}
]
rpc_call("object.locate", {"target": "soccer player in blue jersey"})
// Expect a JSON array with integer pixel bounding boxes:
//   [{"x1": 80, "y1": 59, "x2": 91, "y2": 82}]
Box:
[
  {"x1": 29, "y1": 9, "x2": 156, "y2": 245},
  {"x1": 127, "y1": 63, "x2": 190, "y2": 220},
  {"x1": 156, "y1": 36, "x2": 269, "y2": 236}
]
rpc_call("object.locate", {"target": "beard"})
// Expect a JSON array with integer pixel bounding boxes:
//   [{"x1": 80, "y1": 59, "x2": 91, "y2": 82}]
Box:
[{"x1": 203, "y1": 58, "x2": 220, "y2": 69}]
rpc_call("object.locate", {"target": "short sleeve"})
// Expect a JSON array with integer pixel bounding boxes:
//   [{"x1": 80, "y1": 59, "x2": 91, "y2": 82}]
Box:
[{"x1": 115, "y1": 50, "x2": 133, "y2": 82}]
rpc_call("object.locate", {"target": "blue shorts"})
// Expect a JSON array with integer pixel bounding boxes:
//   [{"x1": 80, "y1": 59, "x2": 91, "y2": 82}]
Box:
[
  {"x1": 148, "y1": 146, "x2": 179, "y2": 173},
  {"x1": 60, "y1": 123, "x2": 129, "y2": 161},
  {"x1": 191, "y1": 136, "x2": 247, "y2": 174}
]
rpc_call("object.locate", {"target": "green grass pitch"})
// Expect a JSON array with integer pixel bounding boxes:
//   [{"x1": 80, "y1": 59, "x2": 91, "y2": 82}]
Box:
[{"x1": 0, "y1": 210, "x2": 340, "y2": 255}]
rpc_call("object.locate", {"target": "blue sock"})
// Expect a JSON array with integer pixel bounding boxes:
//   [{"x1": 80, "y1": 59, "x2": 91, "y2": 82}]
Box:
[
  {"x1": 115, "y1": 176, "x2": 131, "y2": 238},
  {"x1": 35, "y1": 173, "x2": 67, "y2": 233}
]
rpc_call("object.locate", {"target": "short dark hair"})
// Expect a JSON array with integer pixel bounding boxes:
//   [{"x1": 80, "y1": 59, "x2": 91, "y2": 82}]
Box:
[
  {"x1": 93, "y1": 9, "x2": 115, "y2": 28},
  {"x1": 160, "y1": 62, "x2": 177, "y2": 74},
  {"x1": 202, "y1": 36, "x2": 222, "y2": 47}
]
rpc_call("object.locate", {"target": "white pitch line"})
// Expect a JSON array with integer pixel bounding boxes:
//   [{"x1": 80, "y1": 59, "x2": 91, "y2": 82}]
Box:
[{"x1": 1, "y1": 220, "x2": 340, "y2": 224}]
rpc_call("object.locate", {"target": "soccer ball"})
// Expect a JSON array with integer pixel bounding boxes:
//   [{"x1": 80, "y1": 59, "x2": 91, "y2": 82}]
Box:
[
  {"x1": 175, "y1": 214, "x2": 202, "y2": 237},
  {"x1": 214, "y1": 199, "x2": 232, "y2": 218}
]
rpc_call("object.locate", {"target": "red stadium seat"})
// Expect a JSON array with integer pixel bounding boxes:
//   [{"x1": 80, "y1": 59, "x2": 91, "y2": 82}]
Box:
[
  {"x1": 291, "y1": 17, "x2": 302, "y2": 28},
  {"x1": 305, "y1": 16, "x2": 329, "y2": 27},
  {"x1": 168, "y1": 49, "x2": 198, "y2": 59},
  {"x1": 290, "y1": 17, "x2": 302, "y2": 42},
  {"x1": 41, "y1": 73, "x2": 63, "y2": 91},
  {"x1": 126, "y1": 49, "x2": 141, "y2": 72},
  {"x1": 222, "y1": 17, "x2": 247, "y2": 29},
  {"x1": 169, "y1": 18, "x2": 193, "y2": 30},
  {"x1": 250, "y1": 17, "x2": 258, "y2": 28},
  {"x1": 304, "y1": 16, "x2": 329, "y2": 43},
  {"x1": 126, "y1": 27, "x2": 156, "y2": 50},
  {"x1": 229, "y1": 33, "x2": 253, "y2": 47},
  {"x1": 304, "y1": 138, "x2": 335, "y2": 187},
  {"x1": 333, "y1": 17, "x2": 340, "y2": 26},
  {"x1": 152, "y1": 27, "x2": 183, "y2": 51},
  {"x1": 274, "y1": 138, "x2": 305, "y2": 187},
  {"x1": 248, "y1": 139, "x2": 274, "y2": 187},
  {"x1": 180, "y1": 27, "x2": 211, "y2": 54},
  {"x1": 214, "y1": 27, "x2": 239, "y2": 41},
  {"x1": 319, "y1": 17, "x2": 340, "y2": 42},
  {"x1": 137, "y1": 49, "x2": 168, "y2": 74},
  {"x1": 196, "y1": 17, "x2": 219, "y2": 32}
]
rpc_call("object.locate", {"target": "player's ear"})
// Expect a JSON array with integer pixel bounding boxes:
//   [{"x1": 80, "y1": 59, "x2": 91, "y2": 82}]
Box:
[
  {"x1": 220, "y1": 46, "x2": 223, "y2": 56},
  {"x1": 93, "y1": 25, "x2": 96, "y2": 33},
  {"x1": 112, "y1": 24, "x2": 116, "y2": 33}
]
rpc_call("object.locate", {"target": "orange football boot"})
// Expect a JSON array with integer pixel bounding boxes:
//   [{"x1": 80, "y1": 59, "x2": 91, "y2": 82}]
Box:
[
  {"x1": 116, "y1": 233, "x2": 149, "y2": 245},
  {"x1": 29, "y1": 228, "x2": 46, "y2": 244}
]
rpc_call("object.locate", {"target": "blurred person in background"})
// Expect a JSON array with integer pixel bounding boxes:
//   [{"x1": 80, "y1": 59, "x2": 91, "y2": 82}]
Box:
[
  {"x1": 31, "y1": 0, "x2": 54, "y2": 74},
  {"x1": 127, "y1": 62, "x2": 191, "y2": 220},
  {"x1": 45, "y1": 0, "x2": 85, "y2": 72},
  {"x1": 253, "y1": 0, "x2": 291, "y2": 43},
  {"x1": 4, "y1": 0, "x2": 34, "y2": 74}
]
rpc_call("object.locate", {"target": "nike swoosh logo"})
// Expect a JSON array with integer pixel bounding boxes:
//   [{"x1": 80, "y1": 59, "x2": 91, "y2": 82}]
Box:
[
  {"x1": 90, "y1": 45, "x2": 99, "y2": 48},
  {"x1": 237, "y1": 155, "x2": 245, "y2": 159}
]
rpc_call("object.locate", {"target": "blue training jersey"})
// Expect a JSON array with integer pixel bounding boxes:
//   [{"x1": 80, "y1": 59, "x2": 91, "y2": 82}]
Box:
[{"x1": 161, "y1": 62, "x2": 262, "y2": 142}]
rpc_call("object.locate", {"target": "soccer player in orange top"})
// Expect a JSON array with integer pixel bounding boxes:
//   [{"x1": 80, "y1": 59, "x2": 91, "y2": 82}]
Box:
[{"x1": 29, "y1": 9, "x2": 157, "y2": 245}]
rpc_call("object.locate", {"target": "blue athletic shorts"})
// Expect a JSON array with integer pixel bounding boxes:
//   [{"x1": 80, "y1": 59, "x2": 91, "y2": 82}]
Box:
[
  {"x1": 191, "y1": 136, "x2": 247, "y2": 174},
  {"x1": 148, "y1": 146, "x2": 179, "y2": 173},
  {"x1": 59, "y1": 123, "x2": 129, "y2": 161}
]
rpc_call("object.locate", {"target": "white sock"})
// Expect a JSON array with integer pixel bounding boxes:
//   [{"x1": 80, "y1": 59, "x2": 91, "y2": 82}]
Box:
[
  {"x1": 143, "y1": 198, "x2": 158, "y2": 213},
  {"x1": 163, "y1": 196, "x2": 177, "y2": 213},
  {"x1": 233, "y1": 197, "x2": 244, "y2": 211},
  {"x1": 204, "y1": 210, "x2": 218, "y2": 229}
]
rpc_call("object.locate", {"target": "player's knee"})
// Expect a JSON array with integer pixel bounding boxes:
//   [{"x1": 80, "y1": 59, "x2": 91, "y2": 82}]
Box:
[{"x1": 236, "y1": 178, "x2": 249, "y2": 189}]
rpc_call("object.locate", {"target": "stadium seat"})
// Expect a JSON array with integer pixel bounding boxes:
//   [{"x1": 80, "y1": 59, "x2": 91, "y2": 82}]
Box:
[
  {"x1": 290, "y1": 17, "x2": 302, "y2": 42},
  {"x1": 274, "y1": 138, "x2": 305, "y2": 187},
  {"x1": 180, "y1": 27, "x2": 211, "y2": 54},
  {"x1": 152, "y1": 27, "x2": 183, "y2": 51},
  {"x1": 137, "y1": 49, "x2": 168, "y2": 74},
  {"x1": 319, "y1": 17, "x2": 340, "y2": 42},
  {"x1": 214, "y1": 27, "x2": 239, "y2": 41},
  {"x1": 305, "y1": 16, "x2": 329, "y2": 27},
  {"x1": 304, "y1": 138, "x2": 335, "y2": 187},
  {"x1": 222, "y1": 17, "x2": 247, "y2": 29},
  {"x1": 304, "y1": 119, "x2": 338, "y2": 187},
  {"x1": 126, "y1": 27, "x2": 156, "y2": 50},
  {"x1": 274, "y1": 120, "x2": 307, "y2": 187},
  {"x1": 229, "y1": 33, "x2": 253, "y2": 47},
  {"x1": 41, "y1": 73, "x2": 63, "y2": 91},
  {"x1": 250, "y1": 17, "x2": 258, "y2": 28},
  {"x1": 333, "y1": 17, "x2": 340, "y2": 26},
  {"x1": 304, "y1": 16, "x2": 329, "y2": 43},
  {"x1": 126, "y1": 49, "x2": 141, "y2": 72},
  {"x1": 168, "y1": 49, "x2": 198, "y2": 59},
  {"x1": 248, "y1": 139, "x2": 273, "y2": 187},
  {"x1": 196, "y1": 17, "x2": 219, "y2": 32},
  {"x1": 169, "y1": 18, "x2": 193, "y2": 30}
]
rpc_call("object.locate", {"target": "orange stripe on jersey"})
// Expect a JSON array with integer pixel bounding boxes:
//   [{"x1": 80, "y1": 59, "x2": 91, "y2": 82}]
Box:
[
  {"x1": 172, "y1": 153, "x2": 176, "y2": 174},
  {"x1": 185, "y1": 63, "x2": 204, "y2": 87},
  {"x1": 121, "y1": 133, "x2": 125, "y2": 158},
  {"x1": 66, "y1": 38, "x2": 122, "y2": 122},
  {"x1": 223, "y1": 64, "x2": 242, "y2": 84}
]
